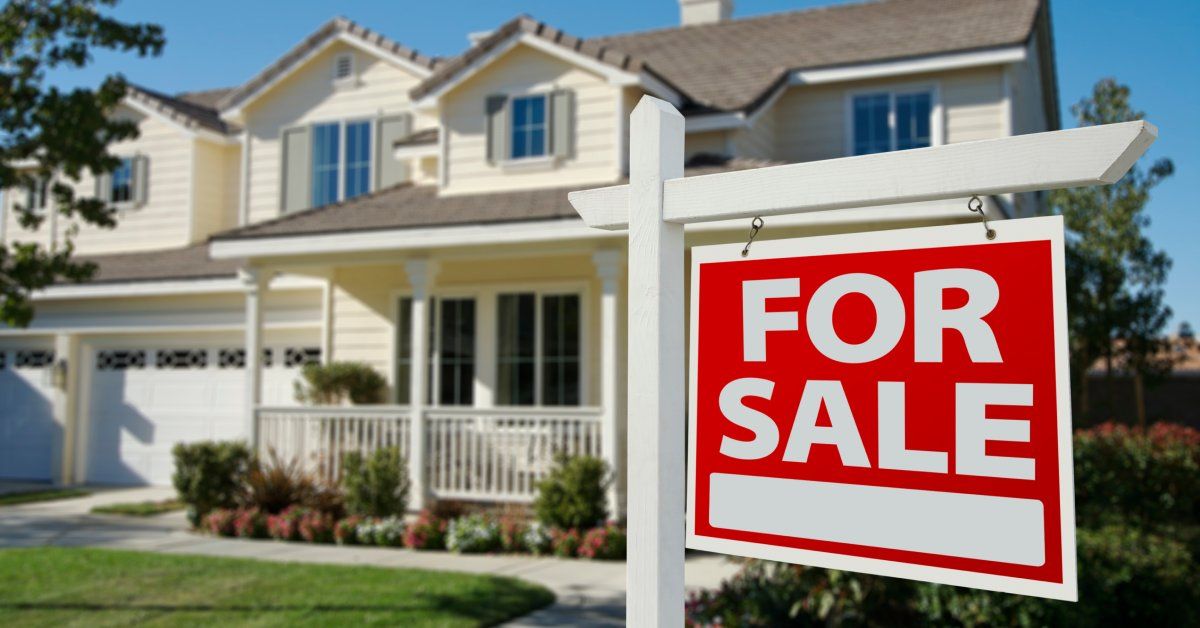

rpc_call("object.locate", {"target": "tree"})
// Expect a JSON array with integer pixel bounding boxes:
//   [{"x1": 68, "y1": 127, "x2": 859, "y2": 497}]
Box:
[
  {"x1": 1050, "y1": 78, "x2": 1174, "y2": 425},
  {"x1": 0, "y1": 0, "x2": 164, "y2": 327}
]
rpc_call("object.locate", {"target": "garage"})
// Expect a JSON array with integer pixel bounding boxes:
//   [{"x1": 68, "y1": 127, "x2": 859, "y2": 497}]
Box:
[
  {"x1": 84, "y1": 337, "x2": 316, "y2": 486},
  {"x1": 0, "y1": 342, "x2": 58, "y2": 481}
]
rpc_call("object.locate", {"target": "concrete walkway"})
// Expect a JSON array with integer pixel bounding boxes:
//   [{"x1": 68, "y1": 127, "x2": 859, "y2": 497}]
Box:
[{"x1": 0, "y1": 487, "x2": 739, "y2": 626}]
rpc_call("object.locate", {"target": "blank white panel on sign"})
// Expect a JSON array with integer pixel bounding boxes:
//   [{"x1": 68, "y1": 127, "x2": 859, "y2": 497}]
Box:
[{"x1": 710, "y1": 473, "x2": 1045, "y2": 566}]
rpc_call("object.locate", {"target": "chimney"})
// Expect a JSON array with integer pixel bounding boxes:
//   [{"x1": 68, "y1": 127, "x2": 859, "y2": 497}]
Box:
[{"x1": 680, "y1": 0, "x2": 733, "y2": 26}]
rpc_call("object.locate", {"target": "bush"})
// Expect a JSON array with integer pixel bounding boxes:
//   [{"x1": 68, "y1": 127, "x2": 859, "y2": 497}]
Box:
[
  {"x1": 404, "y1": 510, "x2": 447, "y2": 550},
  {"x1": 447, "y1": 514, "x2": 502, "y2": 553},
  {"x1": 241, "y1": 450, "x2": 315, "y2": 515},
  {"x1": 233, "y1": 508, "x2": 268, "y2": 539},
  {"x1": 267, "y1": 505, "x2": 308, "y2": 541},
  {"x1": 522, "y1": 521, "x2": 553, "y2": 555},
  {"x1": 203, "y1": 508, "x2": 238, "y2": 537},
  {"x1": 533, "y1": 455, "x2": 610, "y2": 529},
  {"x1": 1074, "y1": 422, "x2": 1200, "y2": 527},
  {"x1": 578, "y1": 523, "x2": 626, "y2": 560},
  {"x1": 499, "y1": 516, "x2": 528, "y2": 553},
  {"x1": 359, "y1": 516, "x2": 406, "y2": 547},
  {"x1": 550, "y1": 528, "x2": 582, "y2": 558},
  {"x1": 172, "y1": 441, "x2": 252, "y2": 526},
  {"x1": 298, "y1": 510, "x2": 335, "y2": 543},
  {"x1": 294, "y1": 361, "x2": 387, "y2": 405},
  {"x1": 341, "y1": 447, "x2": 409, "y2": 518},
  {"x1": 335, "y1": 516, "x2": 364, "y2": 545}
]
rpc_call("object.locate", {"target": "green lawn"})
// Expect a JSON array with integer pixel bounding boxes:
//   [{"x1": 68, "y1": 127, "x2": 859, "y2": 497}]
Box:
[
  {"x1": 90, "y1": 499, "x2": 184, "y2": 517},
  {"x1": 0, "y1": 488, "x2": 90, "y2": 506},
  {"x1": 0, "y1": 548, "x2": 555, "y2": 627}
]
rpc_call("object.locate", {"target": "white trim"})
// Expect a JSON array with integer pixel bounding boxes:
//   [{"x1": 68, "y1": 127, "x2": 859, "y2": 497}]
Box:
[
  {"x1": 223, "y1": 30, "x2": 433, "y2": 119},
  {"x1": 0, "y1": 321, "x2": 318, "y2": 337},
  {"x1": 121, "y1": 96, "x2": 237, "y2": 146},
  {"x1": 413, "y1": 33, "x2": 683, "y2": 109},
  {"x1": 392, "y1": 141, "x2": 438, "y2": 160},
  {"x1": 791, "y1": 45, "x2": 1027, "y2": 86},
  {"x1": 238, "y1": 130, "x2": 251, "y2": 225},
  {"x1": 331, "y1": 51, "x2": 357, "y2": 87},
  {"x1": 686, "y1": 216, "x2": 1076, "y2": 601},
  {"x1": 684, "y1": 80, "x2": 789, "y2": 133},
  {"x1": 32, "y1": 275, "x2": 324, "y2": 301}
]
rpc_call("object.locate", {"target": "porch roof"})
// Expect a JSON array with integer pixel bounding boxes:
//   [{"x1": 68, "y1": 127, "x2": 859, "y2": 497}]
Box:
[
  {"x1": 77, "y1": 242, "x2": 240, "y2": 284},
  {"x1": 209, "y1": 155, "x2": 776, "y2": 242}
]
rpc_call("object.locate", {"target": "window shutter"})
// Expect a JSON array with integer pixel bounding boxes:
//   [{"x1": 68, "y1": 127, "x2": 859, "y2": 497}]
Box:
[
  {"x1": 281, "y1": 126, "x2": 311, "y2": 213},
  {"x1": 375, "y1": 113, "x2": 413, "y2": 189},
  {"x1": 94, "y1": 172, "x2": 111, "y2": 204},
  {"x1": 485, "y1": 94, "x2": 509, "y2": 164},
  {"x1": 132, "y1": 155, "x2": 149, "y2": 206},
  {"x1": 550, "y1": 90, "x2": 574, "y2": 159}
]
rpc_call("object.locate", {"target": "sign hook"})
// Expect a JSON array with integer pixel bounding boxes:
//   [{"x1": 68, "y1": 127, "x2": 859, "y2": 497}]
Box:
[
  {"x1": 968, "y1": 196, "x2": 996, "y2": 241},
  {"x1": 741, "y1": 216, "x2": 765, "y2": 257}
]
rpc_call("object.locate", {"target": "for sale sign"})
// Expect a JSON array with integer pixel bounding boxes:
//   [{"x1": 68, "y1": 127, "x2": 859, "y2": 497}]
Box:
[{"x1": 687, "y1": 216, "x2": 1076, "y2": 600}]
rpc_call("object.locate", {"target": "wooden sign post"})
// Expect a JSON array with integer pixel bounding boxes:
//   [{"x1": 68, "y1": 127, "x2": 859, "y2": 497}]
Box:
[{"x1": 568, "y1": 96, "x2": 1156, "y2": 626}]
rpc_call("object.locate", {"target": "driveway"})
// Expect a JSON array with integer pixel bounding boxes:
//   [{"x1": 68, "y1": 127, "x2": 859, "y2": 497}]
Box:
[{"x1": 0, "y1": 487, "x2": 739, "y2": 626}]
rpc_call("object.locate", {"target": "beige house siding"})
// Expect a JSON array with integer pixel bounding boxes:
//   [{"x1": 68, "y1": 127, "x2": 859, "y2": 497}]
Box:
[
  {"x1": 190, "y1": 140, "x2": 240, "y2": 242},
  {"x1": 774, "y1": 67, "x2": 1009, "y2": 165},
  {"x1": 730, "y1": 106, "x2": 778, "y2": 160},
  {"x1": 242, "y1": 42, "x2": 431, "y2": 225},
  {"x1": 440, "y1": 44, "x2": 621, "y2": 196}
]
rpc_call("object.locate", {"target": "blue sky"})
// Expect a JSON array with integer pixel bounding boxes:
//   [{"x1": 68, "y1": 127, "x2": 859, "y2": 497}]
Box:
[{"x1": 50, "y1": 0, "x2": 1199, "y2": 330}]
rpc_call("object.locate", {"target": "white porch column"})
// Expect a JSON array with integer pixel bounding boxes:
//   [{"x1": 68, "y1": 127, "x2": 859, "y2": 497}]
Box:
[
  {"x1": 240, "y1": 268, "x2": 266, "y2": 449},
  {"x1": 593, "y1": 249, "x2": 624, "y2": 519},
  {"x1": 405, "y1": 259, "x2": 436, "y2": 510}
]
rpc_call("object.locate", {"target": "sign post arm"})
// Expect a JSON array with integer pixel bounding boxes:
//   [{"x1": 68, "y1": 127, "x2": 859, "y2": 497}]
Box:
[{"x1": 626, "y1": 96, "x2": 686, "y2": 626}]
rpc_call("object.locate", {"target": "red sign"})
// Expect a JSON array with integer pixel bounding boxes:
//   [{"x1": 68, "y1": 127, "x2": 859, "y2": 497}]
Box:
[{"x1": 686, "y1": 216, "x2": 1076, "y2": 600}]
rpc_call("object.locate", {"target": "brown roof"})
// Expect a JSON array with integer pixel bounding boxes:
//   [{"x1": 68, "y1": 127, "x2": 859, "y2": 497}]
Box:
[
  {"x1": 217, "y1": 17, "x2": 442, "y2": 112},
  {"x1": 395, "y1": 127, "x2": 438, "y2": 148},
  {"x1": 412, "y1": 0, "x2": 1042, "y2": 113},
  {"x1": 79, "y1": 243, "x2": 240, "y2": 284},
  {"x1": 212, "y1": 155, "x2": 776, "y2": 241},
  {"x1": 126, "y1": 84, "x2": 236, "y2": 134}
]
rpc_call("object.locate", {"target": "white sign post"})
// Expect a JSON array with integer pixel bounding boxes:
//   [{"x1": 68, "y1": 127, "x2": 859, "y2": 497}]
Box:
[{"x1": 568, "y1": 96, "x2": 1155, "y2": 626}]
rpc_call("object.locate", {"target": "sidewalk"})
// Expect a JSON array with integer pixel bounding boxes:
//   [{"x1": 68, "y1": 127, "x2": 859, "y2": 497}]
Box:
[{"x1": 0, "y1": 488, "x2": 739, "y2": 626}]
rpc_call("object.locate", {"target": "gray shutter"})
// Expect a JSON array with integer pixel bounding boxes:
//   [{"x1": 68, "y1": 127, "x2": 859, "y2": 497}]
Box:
[
  {"x1": 485, "y1": 94, "x2": 509, "y2": 164},
  {"x1": 375, "y1": 114, "x2": 413, "y2": 189},
  {"x1": 551, "y1": 90, "x2": 574, "y2": 159},
  {"x1": 132, "y1": 155, "x2": 149, "y2": 206},
  {"x1": 281, "y1": 126, "x2": 311, "y2": 213},
  {"x1": 94, "y1": 172, "x2": 111, "y2": 204}
]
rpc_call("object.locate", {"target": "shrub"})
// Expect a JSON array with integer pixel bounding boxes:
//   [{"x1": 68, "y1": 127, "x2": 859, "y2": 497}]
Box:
[
  {"x1": 359, "y1": 516, "x2": 406, "y2": 547},
  {"x1": 499, "y1": 516, "x2": 528, "y2": 553},
  {"x1": 335, "y1": 516, "x2": 364, "y2": 545},
  {"x1": 341, "y1": 447, "x2": 409, "y2": 518},
  {"x1": 233, "y1": 508, "x2": 268, "y2": 539},
  {"x1": 447, "y1": 514, "x2": 502, "y2": 553},
  {"x1": 533, "y1": 455, "x2": 610, "y2": 529},
  {"x1": 267, "y1": 505, "x2": 308, "y2": 541},
  {"x1": 522, "y1": 521, "x2": 553, "y2": 555},
  {"x1": 1074, "y1": 422, "x2": 1199, "y2": 528},
  {"x1": 203, "y1": 508, "x2": 238, "y2": 537},
  {"x1": 294, "y1": 361, "x2": 387, "y2": 405},
  {"x1": 172, "y1": 441, "x2": 252, "y2": 526},
  {"x1": 241, "y1": 450, "x2": 314, "y2": 515},
  {"x1": 404, "y1": 510, "x2": 447, "y2": 550},
  {"x1": 298, "y1": 510, "x2": 335, "y2": 544},
  {"x1": 578, "y1": 523, "x2": 626, "y2": 560},
  {"x1": 550, "y1": 528, "x2": 582, "y2": 558}
]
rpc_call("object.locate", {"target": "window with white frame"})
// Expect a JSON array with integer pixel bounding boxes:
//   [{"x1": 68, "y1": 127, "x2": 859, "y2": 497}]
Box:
[
  {"x1": 497, "y1": 292, "x2": 581, "y2": 406},
  {"x1": 24, "y1": 177, "x2": 48, "y2": 213},
  {"x1": 110, "y1": 157, "x2": 134, "y2": 203},
  {"x1": 310, "y1": 120, "x2": 371, "y2": 207},
  {"x1": 509, "y1": 94, "x2": 548, "y2": 160},
  {"x1": 394, "y1": 296, "x2": 475, "y2": 406},
  {"x1": 851, "y1": 89, "x2": 934, "y2": 155}
]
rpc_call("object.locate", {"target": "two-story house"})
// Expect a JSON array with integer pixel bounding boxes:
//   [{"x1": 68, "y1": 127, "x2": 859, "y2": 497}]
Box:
[{"x1": 0, "y1": 0, "x2": 1057, "y2": 515}]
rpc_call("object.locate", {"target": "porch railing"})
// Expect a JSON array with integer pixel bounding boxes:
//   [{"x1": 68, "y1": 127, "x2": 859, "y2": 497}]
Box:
[{"x1": 255, "y1": 405, "x2": 604, "y2": 502}]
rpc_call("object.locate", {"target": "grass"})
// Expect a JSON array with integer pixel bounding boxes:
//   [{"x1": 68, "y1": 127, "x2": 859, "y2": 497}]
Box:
[
  {"x1": 91, "y1": 499, "x2": 184, "y2": 517},
  {"x1": 0, "y1": 548, "x2": 555, "y2": 627},
  {"x1": 0, "y1": 488, "x2": 90, "y2": 506}
]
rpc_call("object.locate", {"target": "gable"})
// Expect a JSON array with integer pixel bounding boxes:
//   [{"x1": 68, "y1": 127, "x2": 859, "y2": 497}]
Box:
[{"x1": 441, "y1": 42, "x2": 609, "y2": 107}]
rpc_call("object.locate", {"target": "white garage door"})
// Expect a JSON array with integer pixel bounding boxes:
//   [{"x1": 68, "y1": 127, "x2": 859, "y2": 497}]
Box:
[
  {"x1": 86, "y1": 341, "x2": 316, "y2": 485},
  {"x1": 0, "y1": 346, "x2": 57, "y2": 480}
]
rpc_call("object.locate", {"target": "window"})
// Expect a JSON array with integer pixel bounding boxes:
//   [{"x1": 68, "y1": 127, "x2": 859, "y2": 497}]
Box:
[
  {"x1": 312, "y1": 123, "x2": 340, "y2": 207},
  {"x1": 111, "y1": 157, "x2": 134, "y2": 204},
  {"x1": 344, "y1": 120, "x2": 371, "y2": 199},
  {"x1": 309, "y1": 120, "x2": 371, "y2": 207},
  {"x1": 510, "y1": 94, "x2": 547, "y2": 160},
  {"x1": 437, "y1": 298, "x2": 475, "y2": 406},
  {"x1": 851, "y1": 89, "x2": 934, "y2": 155},
  {"x1": 24, "y1": 178, "x2": 48, "y2": 213},
  {"x1": 333, "y1": 53, "x2": 355, "y2": 83},
  {"x1": 496, "y1": 292, "x2": 581, "y2": 406}
]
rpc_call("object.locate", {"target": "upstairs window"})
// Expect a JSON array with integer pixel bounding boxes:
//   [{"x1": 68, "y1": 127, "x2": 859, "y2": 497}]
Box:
[
  {"x1": 24, "y1": 178, "x2": 48, "y2": 213},
  {"x1": 311, "y1": 123, "x2": 340, "y2": 207},
  {"x1": 510, "y1": 94, "x2": 547, "y2": 160},
  {"x1": 344, "y1": 120, "x2": 371, "y2": 199},
  {"x1": 111, "y1": 157, "x2": 134, "y2": 204},
  {"x1": 851, "y1": 89, "x2": 935, "y2": 155},
  {"x1": 310, "y1": 120, "x2": 372, "y2": 208}
]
